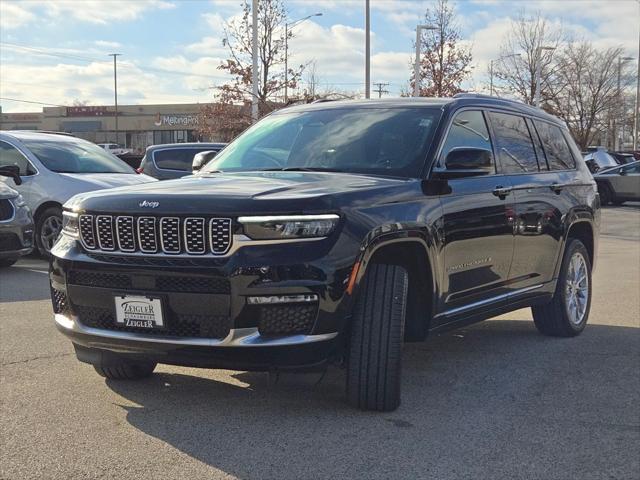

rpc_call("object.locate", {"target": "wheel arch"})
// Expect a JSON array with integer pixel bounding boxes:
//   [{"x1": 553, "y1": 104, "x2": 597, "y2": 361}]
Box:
[
  {"x1": 33, "y1": 201, "x2": 63, "y2": 222},
  {"x1": 350, "y1": 232, "x2": 438, "y2": 341}
]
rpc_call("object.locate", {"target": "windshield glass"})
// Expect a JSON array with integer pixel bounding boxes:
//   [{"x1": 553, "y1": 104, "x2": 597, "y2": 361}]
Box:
[
  {"x1": 201, "y1": 107, "x2": 441, "y2": 177},
  {"x1": 21, "y1": 138, "x2": 134, "y2": 174}
]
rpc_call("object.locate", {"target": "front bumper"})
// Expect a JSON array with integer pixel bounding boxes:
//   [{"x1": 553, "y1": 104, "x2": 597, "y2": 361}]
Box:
[{"x1": 50, "y1": 234, "x2": 356, "y2": 370}]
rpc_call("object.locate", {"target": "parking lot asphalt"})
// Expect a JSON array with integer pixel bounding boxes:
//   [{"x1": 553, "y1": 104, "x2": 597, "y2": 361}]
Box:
[{"x1": 1, "y1": 205, "x2": 639, "y2": 480}]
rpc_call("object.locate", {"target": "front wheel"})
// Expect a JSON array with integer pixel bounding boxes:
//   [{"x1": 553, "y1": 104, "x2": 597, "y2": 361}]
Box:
[
  {"x1": 347, "y1": 264, "x2": 408, "y2": 412},
  {"x1": 532, "y1": 239, "x2": 592, "y2": 337},
  {"x1": 36, "y1": 206, "x2": 62, "y2": 257}
]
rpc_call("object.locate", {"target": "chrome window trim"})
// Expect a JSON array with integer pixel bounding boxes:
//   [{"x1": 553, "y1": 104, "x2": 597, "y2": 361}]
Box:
[
  {"x1": 115, "y1": 216, "x2": 136, "y2": 252},
  {"x1": 183, "y1": 217, "x2": 206, "y2": 254},
  {"x1": 95, "y1": 215, "x2": 115, "y2": 251},
  {"x1": 209, "y1": 217, "x2": 233, "y2": 255},
  {"x1": 55, "y1": 314, "x2": 338, "y2": 347},
  {"x1": 137, "y1": 216, "x2": 158, "y2": 253},
  {"x1": 159, "y1": 216, "x2": 181, "y2": 254},
  {"x1": 78, "y1": 214, "x2": 96, "y2": 250}
]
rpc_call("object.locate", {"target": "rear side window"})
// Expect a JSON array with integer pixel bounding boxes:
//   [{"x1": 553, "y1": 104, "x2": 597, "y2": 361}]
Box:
[
  {"x1": 487, "y1": 112, "x2": 539, "y2": 173},
  {"x1": 440, "y1": 110, "x2": 493, "y2": 164},
  {"x1": 534, "y1": 121, "x2": 576, "y2": 170},
  {"x1": 154, "y1": 148, "x2": 214, "y2": 171}
]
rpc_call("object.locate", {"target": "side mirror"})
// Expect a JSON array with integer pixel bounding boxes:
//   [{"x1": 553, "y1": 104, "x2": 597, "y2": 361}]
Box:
[
  {"x1": 0, "y1": 165, "x2": 22, "y2": 185},
  {"x1": 435, "y1": 147, "x2": 494, "y2": 179},
  {"x1": 619, "y1": 169, "x2": 627, "y2": 176},
  {"x1": 192, "y1": 151, "x2": 218, "y2": 172}
]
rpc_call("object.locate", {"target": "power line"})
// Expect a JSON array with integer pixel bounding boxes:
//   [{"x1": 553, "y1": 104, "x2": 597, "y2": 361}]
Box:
[
  {"x1": 373, "y1": 82, "x2": 389, "y2": 98},
  {"x1": 0, "y1": 97, "x2": 67, "y2": 107}
]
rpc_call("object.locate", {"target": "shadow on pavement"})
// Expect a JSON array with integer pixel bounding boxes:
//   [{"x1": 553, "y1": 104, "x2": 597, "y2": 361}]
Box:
[
  {"x1": 106, "y1": 320, "x2": 640, "y2": 480},
  {"x1": 0, "y1": 259, "x2": 51, "y2": 303}
]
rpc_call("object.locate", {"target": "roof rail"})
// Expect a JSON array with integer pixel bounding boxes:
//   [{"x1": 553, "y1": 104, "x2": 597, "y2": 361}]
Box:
[
  {"x1": 311, "y1": 98, "x2": 336, "y2": 104},
  {"x1": 453, "y1": 92, "x2": 524, "y2": 105},
  {"x1": 9, "y1": 130, "x2": 76, "y2": 137}
]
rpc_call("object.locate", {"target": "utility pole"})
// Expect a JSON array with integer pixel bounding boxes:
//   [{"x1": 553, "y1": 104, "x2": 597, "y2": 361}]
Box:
[
  {"x1": 413, "y1": 24, "x2": 437, "y2": 97},
  {"x1": 634, "y1": 26, "x2": 640, "y2": 150},
  {"x1": 534, "y1": 46, "x2": 555, "y2": 107},
  {"x1": 616, "y1": 56, "x2": 633, "y2": 150},
  {"x1": 373, "y1": 82, "x2": 389, "y2": 98},
  {"x1": 108, "y1": 53, "x2": 121, "y2": 145},
  {"x1": 251, "y1": 0, "x2": 259, "y2": 123},
  {"x1": 365, "y1": 0, "x2": 370, "y2": 99}
]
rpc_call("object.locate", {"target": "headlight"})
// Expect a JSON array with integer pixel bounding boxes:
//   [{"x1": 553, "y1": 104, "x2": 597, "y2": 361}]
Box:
[
  {"x1": 238, "y1": 214, "x2": 339, "y2": 240},
  {"x1": 62, "y1": 211, "x2": 79, "y2": 237}
]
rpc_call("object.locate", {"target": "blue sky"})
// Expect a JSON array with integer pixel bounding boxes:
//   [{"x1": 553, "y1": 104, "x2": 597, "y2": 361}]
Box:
[{"x1": 1, "y1": 0, "x2": 638, "y2": 112}]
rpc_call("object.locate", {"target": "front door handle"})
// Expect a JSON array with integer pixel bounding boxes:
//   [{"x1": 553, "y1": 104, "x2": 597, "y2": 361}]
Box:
[
  {"x1": 492, "y1": 186, "x2": 512, "y2": 199},
  {"x1": 550, "y1": 183, "x2": 564, "y2": 194}
]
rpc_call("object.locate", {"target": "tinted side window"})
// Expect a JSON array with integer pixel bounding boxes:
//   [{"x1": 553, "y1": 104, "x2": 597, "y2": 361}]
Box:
[
  {"x1": 0, "y1": 141, "x2": 36, "y2": 176},
  {"x1": 154, "y1": 148, "x2": 212, "y2": 171},
  {"x1": 534, "y1": 120, "x2": 576, "y2": 170},
  {"x1": 488, "y1": 112, "x2": 539, "y2": 173},
  {"x1": 623, "y1": 163, "x2": 640, "y2": 174},
  {"x1": 440, "y1": 110, "x2": 493, "y2": 165}
]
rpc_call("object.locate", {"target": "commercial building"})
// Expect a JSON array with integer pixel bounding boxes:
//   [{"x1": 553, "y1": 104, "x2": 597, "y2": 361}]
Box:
[{"x1": 0, "y1": 103, "x2": 220, "y2": 154}]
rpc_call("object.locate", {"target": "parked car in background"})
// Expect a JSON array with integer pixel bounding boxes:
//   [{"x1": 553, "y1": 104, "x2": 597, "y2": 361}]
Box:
[
  {"x1": 594, "y1": 160, "x2": 640, "y2": 205},
  {"x1": 0, "y1": 131, "x2": 156, "y2": 257},
  {"x1": 138, "y1": 142, "x2": 227, "y2": 180},
  {"x1": 0, "y1": 167, "x2": 34, "y2": 267},
  {"x1": 583, "y1": 147, "x2": 618, "y2": 173},
  {"x1": 191, "y1": 149, "x2": 225, "y2": 173},
  {"x1": 97, "y1": 143, "x2": 131, "y2": 156},
  {"x1": 609, "y1": 152, "x2": 636, "y2": 165}
]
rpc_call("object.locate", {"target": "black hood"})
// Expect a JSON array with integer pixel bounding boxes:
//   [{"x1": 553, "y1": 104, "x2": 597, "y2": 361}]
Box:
[{"x1": 66, "y1": 171, "x2": 418, "y2": 215}]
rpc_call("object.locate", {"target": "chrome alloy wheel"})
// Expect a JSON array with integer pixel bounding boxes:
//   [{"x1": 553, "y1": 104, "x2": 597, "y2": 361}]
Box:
[
  {"x1": 40, "y1": 214, "x2": 62, "y2": 253},
  {"x1": 564, "y1": 251, "x2": 589, "y2": 325}
]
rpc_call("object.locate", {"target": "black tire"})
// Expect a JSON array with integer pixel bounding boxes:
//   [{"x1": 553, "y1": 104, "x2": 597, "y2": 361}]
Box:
[
  {"x1": 35, "y1": 206, "x2": 62, "y2": 258},
  {"x1": 93, "y1": 361, "x2": 157, "y2": 380},
  {"x1": 347, "y1": 264, "x2": 408, "y2": 412},
  {"x1": 0, "y1": 258, "x2": 18, "y2": 268},
  {"x1": 598, "y1": 184, "x2": 611, "y2": 205},
  {"x1": 532, "y1": 238, "x2": 592, "y2": 337}
]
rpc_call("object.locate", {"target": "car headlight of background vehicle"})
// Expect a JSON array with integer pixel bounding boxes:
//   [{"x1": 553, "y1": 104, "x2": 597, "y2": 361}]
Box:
[
  {"x1": 61, "y1": 211, "x2": 79, "y2": 237},
  {"x1": 238, "y1": 214, "x2": 340, "y2": 240}
]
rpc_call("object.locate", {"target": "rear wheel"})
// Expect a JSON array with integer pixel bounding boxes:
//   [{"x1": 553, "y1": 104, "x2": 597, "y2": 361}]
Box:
[
  {"x1": 532, "y1": 239, "x2": 591, "y2": 337},
  {"x1": 35, "y1": 206, "x2": 62, "y2": 257},
  {"x1": 347, "y1": 264, "x2": 408, "y2": 412},
  {"x1": 93, "y1": 361, "x2": 157, "y2": 380}
]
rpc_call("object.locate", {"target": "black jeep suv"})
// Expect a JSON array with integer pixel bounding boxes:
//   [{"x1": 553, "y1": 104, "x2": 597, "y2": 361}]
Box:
[{"x1": 50, "y1": 95, "x2": 599, "y2": 411}]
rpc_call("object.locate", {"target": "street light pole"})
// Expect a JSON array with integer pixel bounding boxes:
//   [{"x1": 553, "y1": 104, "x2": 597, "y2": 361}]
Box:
[
  {"x1": 284, "y1": 12, "x2": 322, "y2": 104},
  {"x1": 634, "y1": 28, "x2": 640, "y2": 150},
  {"x1": 251, "y1": 0, "x2": 259, "y2": 123},
  {"x1": 413, "y1": 24, "x2": 437, "y2": 97},
  {"x1": 365, "y1": 0, "x2": 370, "y2": 99},
  {"x1": 616, "y1": 56, "x2": 634, "y2": 150},
  {"x1": 534, "y1": 46, "x2": 555, "y2": 107},
  {"x1": 108, "y1": 53, "x2": 121, "y2": 145}
]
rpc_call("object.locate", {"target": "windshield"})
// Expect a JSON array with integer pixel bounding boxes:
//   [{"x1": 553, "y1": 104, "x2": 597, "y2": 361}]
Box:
[
  {"x1": 201, "y1": 107, "x2": 441, "y2": 177},
  {"x1": 21, "y1": 138, "x2": 134, "y2": 174}
]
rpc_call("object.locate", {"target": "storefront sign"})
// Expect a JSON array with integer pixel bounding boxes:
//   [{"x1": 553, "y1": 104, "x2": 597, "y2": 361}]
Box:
[
  {"x1": 154, "y1": 113, "x2": 199, "y2": 127},
  {"x1": 67, "y1": 106, "x2": 113, "y2": 117}
]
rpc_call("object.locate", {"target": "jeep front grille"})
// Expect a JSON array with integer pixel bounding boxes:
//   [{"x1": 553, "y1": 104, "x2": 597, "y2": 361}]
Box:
[{"x1": 79, "y1": 214, "x2": 232, "y2": 256}]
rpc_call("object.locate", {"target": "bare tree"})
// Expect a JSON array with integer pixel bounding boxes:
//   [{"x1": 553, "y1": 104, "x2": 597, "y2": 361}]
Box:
[
  {"x1": 546, "y1": 42, "x2": 634, "y2": 150},
  {"x1": 493, "y1": 12, "x2": 563, "y2": 105},
  {"x1": 410, "y1": 0, "x2": 473, "y2": 97},
  {"x1": 198, "y1": 0, "x2": 303, "y2": 139}
]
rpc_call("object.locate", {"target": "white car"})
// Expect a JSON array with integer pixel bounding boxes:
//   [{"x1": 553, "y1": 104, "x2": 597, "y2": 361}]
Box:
[
  {"x1": 97, "y1": 143, "x2": 131, "y2": 156},
  {"x1": 0, "y1": 131, "x2": 156, "y2": 256}
]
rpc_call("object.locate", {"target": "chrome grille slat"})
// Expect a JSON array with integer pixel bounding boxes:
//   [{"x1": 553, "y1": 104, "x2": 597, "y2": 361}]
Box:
[
  {"x1": 79, "y1": 215, "x2": 96, "y2": 249},
  {"x1": 116, "y1": 216, "x2": 135, "y2": 252},
  {"x1": 96, "y1": 215, "x2": 115, "y2": 251},
  {"x1": 160, "y1": 217, "x2": 181, "y2": 253},
  {"x1": 77, "y1": 214, "x2": 232, "y2": 256},
  {"x1": 138, "y1": 217, "x2": 158, "y2": 253},
  {"x1": 184, "y1": 218, "x2": 206, "y2": 254}
]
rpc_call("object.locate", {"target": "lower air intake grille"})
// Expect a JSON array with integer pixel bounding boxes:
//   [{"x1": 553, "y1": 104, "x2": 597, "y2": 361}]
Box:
[
  {"x1": 74, "y1": 305, "x2": 231, "y2": 339},
  {"x1": 258, "y1": 304, "x2": 318, "y2": 336},
  {"x1": 51, "y1": 287, "x2": 70, "y2": 314}
]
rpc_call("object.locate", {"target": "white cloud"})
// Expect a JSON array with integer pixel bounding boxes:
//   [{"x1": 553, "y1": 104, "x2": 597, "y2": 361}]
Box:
[
  {"x1": 94, "y1": 40, "x2": 122, "y2": 49},
  {"x1": 0, "y1": 2, "x2": 36, "y2": 30}
]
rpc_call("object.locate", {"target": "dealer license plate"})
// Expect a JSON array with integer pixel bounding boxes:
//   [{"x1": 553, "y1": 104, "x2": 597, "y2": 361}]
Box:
[{"x1": 114, "y1": 295, "x2": 164, "y2": 329}]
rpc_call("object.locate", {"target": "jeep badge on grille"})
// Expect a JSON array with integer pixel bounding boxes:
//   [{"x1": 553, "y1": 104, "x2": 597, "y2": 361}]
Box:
[{"x1": 139, "y1": 200, "x2": 159, "y2": 208}]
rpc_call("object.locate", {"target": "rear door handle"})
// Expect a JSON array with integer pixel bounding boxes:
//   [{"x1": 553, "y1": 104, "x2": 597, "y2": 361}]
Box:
[{"x1": 492, "y1": 186, "x2": 512, "y2": 199}]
